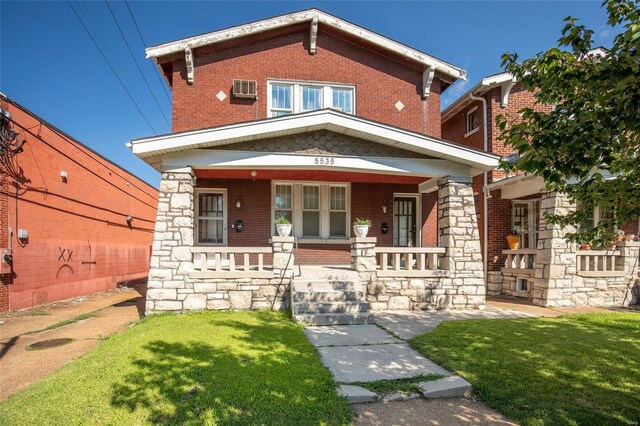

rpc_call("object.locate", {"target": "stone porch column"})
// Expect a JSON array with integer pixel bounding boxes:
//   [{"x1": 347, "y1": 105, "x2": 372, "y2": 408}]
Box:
[
  {"x1": 272, "y1": 236, "x2": 295, "y2": 278},
  {"x1": 437, "y1": 176, "x2": 485, "y2": 309},
  {"x1": 351, "y1": 237, "x2": 377, "y2": 280},
  {"x1": 146, "y1": 168, "x2": 196, "y2": 313},
  {"x1": 618, "y1": 241, "x2": 640, "y2": 305},
  {"x1": 534, "y1": 191, "x2": 577, "y2": 307}
]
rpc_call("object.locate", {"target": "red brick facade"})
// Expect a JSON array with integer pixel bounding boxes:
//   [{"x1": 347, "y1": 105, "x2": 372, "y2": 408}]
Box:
[
  {"x1": 196, "y1": 177, "x2": 438, "y2": 265},
  {"x1": 0, "y1": 99, "x2": 159, "y2": 312},
  {"x1": 165, "y1": 28, "x2": 444, "y2": 137},
  {"x1": 0, "y1": 170, "x2": 9, "y2": 312}
]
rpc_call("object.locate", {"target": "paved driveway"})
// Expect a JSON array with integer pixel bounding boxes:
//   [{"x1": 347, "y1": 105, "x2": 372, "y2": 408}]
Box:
[{"x1": 0, "y1": 285, "x2": 145, "y2": 401}]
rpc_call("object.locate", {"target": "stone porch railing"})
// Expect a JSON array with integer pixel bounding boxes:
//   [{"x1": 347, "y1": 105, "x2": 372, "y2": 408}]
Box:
[
  {"x1": 575, "y1": 249, "x2": 626, "y2": 277},
  {"x1": 350, "y1": 176, "x2": 486, "y2": 311},
  {"x1": 502, "y1": 249, "x2": 537, "y2": 275},
  {"x1": 147, "y1": 172, "x2": 486, "y2": 313}
]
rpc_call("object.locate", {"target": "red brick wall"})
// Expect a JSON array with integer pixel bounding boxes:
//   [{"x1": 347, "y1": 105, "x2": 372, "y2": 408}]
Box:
[
  {"x1": 0, "y1": 169, "x2": 9, "y2": 312},
  {"x1": 169, "y1": 28, "x2": 443, "y2": 137},
  {"x1": 443, "y1": 84, "x2": 553, "y2": 273},
  {"x1": 0, "y1": 100, "x2": 159, "y2": 311},
  {"x1": 196, "y1": 178, "x2": 437, "y2": 265}
]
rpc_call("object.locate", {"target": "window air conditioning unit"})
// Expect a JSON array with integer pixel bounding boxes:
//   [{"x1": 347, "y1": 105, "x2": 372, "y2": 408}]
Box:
[{"x1": 232, "y1": 80, "x2": 257, "y2": 99}]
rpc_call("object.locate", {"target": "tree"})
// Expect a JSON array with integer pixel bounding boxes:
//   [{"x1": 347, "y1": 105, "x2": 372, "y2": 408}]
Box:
[{"x1": 497, "y1": 0, "x2": 640, "y2": 246}]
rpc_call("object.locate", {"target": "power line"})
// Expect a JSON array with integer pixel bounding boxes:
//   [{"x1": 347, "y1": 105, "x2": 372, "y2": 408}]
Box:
[
  {"x1": 66, "y1": 0, "x2": 159, "y2": 134},
  {"x1": 104, "y1": 0, "x2": 170, "y2": 129},
  {"x1": 124, "y1": 0, "x2": 172, "y2": 103}
]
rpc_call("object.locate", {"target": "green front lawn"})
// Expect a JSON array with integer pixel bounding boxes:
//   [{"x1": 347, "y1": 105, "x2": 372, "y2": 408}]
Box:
[
  {"x1": 0, "y1": 311, "x2": 350, "y2": 425},
  {"x1": 411, "y1": 312, "x2": 640, "y2": 426}
]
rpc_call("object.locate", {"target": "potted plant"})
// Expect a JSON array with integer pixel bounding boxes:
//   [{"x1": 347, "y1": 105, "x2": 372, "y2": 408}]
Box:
[
  {"x1": 353, "y1": 218, "x2": 372, "y2": 238},
  {"x1": 275, "y1": 216, "x2": 292, "y2": 237},
  {"x1": 579, "y1": 242, "x2": 592, "y2": 250},
  {"x1": 506, "y1": 230, "x2": 520, "y2": 250}
]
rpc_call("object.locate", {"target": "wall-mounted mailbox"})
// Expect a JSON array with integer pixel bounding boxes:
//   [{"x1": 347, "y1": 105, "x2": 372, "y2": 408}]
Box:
[
  {"x1": 381, "y1": 223, "x2": 388, "y2": 234},
  {"x1": 235, "y1": 220, "x2": 244, "y2": 232}
]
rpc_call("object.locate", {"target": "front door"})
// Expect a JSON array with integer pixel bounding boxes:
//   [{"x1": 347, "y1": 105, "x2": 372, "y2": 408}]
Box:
[{"x1": 393, "y1": 197, "x2": 416, "y2": 247}]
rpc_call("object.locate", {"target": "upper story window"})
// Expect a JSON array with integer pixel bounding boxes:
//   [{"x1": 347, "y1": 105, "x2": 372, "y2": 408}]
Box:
[
  {"x1": 465, "y1": 106, "x2": 479, "y2": 137},
  {"x1": 268, "y1": 80, "x2": 355, "y2": 117}
]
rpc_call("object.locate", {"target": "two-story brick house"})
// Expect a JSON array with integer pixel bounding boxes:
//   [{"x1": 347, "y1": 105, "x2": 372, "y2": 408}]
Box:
[
  {"x1": 130, "y1": 9, "x2": 501, "y2": 322},
  {"x1": 443, "y1": 72, "x2": 639, "y2": 308}
]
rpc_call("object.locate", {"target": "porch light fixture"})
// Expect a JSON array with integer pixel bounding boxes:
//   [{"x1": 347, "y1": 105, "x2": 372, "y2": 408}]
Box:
[
  {"x1": 250, "y1": 170, "x2": 257, "y2": 178},
  {"x1": 381, "y1": 200, "x2": 388, "y2": 214},
  {"x1": 236, "y1": 199, "x2": 242, "y2": 208}
]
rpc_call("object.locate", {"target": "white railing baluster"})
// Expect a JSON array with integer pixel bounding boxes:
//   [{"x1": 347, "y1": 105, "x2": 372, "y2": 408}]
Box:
[
  {"x1": 375, "y1": 247, "x2": 446, "y2": 277},
  {"x1": 190, "y1": 247, "x2": 272, "y2": 278}
]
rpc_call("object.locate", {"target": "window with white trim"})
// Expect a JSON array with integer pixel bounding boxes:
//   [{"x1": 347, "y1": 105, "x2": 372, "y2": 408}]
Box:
[
  {"x1": 274, "y1": 184, "x2": 293, "y2": 232},
  {"x1": 466, "y1": 106, "x2": 479, "y2": 135},
  {"x1": 195, "y1": 190, "x2": 226, "y2": 245},
  {"x1": 511, "y1": 200, "x2": 540, "y2": 249},
  {"x1": 273, "y1": 181, "x2": 350, "y2": 239},
  {"x1": 268, "y1": 80, "x2": 355, "y2": 117},
  {"x1": 516, "y1": 278, "x2": 528, "y2": 292},
  {"x1": 329, "y1": 186, "x2": 347, "y2": 237},
  {"x1": 302, "y1": 185, "x2": 320, "y2": 237}
]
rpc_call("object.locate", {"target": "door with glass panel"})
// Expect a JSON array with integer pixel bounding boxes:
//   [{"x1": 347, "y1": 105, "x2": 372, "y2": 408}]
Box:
[
  {"x1": 196, "y1": 191, "x2": 226, "y2": 245},
  {"x1": 393, "y1": 198, "x2": 416, "y2": 247}
]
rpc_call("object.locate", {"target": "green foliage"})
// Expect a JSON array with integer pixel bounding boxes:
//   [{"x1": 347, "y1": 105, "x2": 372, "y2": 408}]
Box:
[
  {"x1": 0, "y1": 311, "x2": 351, "y2": 425},
  {"x1": 411, "y1": 313, "x2": 640, "y2": 425},
  {"x1": 349, "y1": 374, "x2": 443, "y2": 396},
  {"x1": 275, "y1": 215, "x2": 291, "y2": 225},
  {"x1": 497, "y1": 0, "x2": 640, "y2": 246},
  {"x1": 353, "y1": 218, "x2": 372, "y2": 226}
]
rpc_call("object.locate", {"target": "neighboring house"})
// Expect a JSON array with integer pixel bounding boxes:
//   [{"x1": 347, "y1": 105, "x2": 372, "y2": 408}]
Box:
[
  {"x1": 442, "y1": 72, "x2": 640, "y2": 308},
  {"x1": 0, "y1": 95, "x2": 158, "y2": 312},
  {"x1": 131, "y1": 9, "x2": 500, "y2": 321}
]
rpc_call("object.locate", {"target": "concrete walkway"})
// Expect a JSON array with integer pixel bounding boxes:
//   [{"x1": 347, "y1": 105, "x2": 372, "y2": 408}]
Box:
[
  {"x1": 305, "y1": 300, "x2": 560, "y2": 407},
  {"x1": 0, "y1": 285, "x2": 145, "y2": 401}
]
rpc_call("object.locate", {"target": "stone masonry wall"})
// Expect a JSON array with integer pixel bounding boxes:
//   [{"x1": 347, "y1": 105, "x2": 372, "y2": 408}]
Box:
[
  {"x1": 146, "y1": 171, "x2": 292, "y2": 314},
  {"x1": 493, "y1": 192, "x2": 639, "y2": 307},
  {"x1": 358, "y1": 176, "x2": 486, "y2": 311}
]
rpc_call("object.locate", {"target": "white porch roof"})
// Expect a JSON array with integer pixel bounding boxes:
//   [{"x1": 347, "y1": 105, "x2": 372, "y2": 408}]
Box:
[
  {"x1": 485, "y1": 174, "x2": 546, "y2": 199},
  {"x1": 129, "y1": 109, "x2": 500, "y2": 177}
]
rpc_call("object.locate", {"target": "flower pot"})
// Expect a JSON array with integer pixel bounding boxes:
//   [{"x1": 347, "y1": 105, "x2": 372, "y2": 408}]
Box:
[
  {"x1": 276, "y1": 224, "x2": 292, "y2": 237},
  {"x1": 506, "y1": 234, "x2": 520, "y2": 250},
  {"x1": 353, "y1": 225, "x2": 370, "y2": 238},
  {"x1": 579, "y1": 243, "x2": 592, "y2": 250}
]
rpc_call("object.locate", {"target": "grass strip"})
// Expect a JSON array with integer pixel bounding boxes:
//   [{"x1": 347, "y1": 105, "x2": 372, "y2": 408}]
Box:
[
  {"x1": 349, "y1": 373, "x2": 444, "y2": 396},
  {"x1": 24, "y1": 311, "x2": 99, "y2": 335}
]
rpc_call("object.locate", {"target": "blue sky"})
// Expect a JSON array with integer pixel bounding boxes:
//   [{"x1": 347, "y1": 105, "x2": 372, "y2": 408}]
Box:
[{"x1": 1, "y1": 1, "x2": 617, "y2": 187}]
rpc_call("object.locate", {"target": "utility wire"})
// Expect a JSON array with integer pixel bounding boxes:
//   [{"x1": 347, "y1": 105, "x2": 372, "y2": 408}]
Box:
[
  {"x1": 66, "y1": 0, "x2": 158, "y2": 134},
  {"x1": 124, "y1": 0, "x2": 172, "y2": 102},
  {"x1": 104, "y1": 0, "x2": 170, "y2": 129}
]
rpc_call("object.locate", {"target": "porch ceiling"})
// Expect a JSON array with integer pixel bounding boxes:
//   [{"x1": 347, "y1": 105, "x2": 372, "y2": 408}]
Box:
[
  {"x1": 130, "y1": 109, "x2": 500, "y2": 176},
  {"x1": 194, "y1": 169, "x2": 428, "y2": 184}
]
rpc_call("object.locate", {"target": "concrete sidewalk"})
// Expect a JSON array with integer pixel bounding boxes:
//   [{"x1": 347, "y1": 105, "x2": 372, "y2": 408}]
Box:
[{"x1": 0, "y1": 285, "x2": 145, "y2": 401}]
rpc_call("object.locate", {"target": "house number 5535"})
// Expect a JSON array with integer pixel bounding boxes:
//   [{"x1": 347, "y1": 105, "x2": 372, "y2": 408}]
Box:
[{"x1": 314, "y1": 157, "x2": 335, "y2": 165}]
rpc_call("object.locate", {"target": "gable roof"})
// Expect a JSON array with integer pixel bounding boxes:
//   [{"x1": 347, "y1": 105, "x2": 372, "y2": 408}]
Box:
[
  {"x1": 129, "y1": 109, "x2": 499, "y2": 173},
  {"x1": 441, "y1": 72, "x2": 517, "y2": 123},
  {"x1": 146, "y1": 8, "x2": 466, "y2": 82}
]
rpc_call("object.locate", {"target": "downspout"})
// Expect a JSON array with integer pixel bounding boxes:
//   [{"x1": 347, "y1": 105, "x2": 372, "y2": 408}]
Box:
[{"x1": 469, "y1": 93, "x2": 489, "y2": 287}]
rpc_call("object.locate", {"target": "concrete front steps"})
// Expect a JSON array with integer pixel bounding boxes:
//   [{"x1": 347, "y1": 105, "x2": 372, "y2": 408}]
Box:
[{"x1": 292, "y1": 267, "x2": 373, "y2": 326}]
